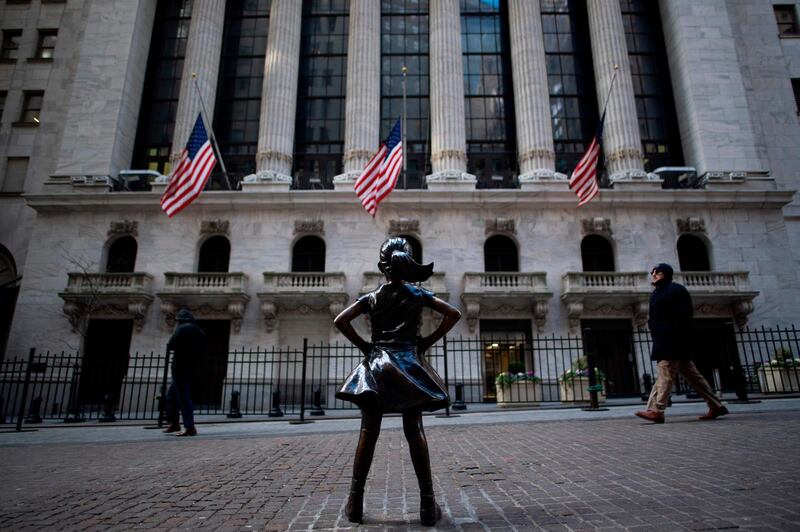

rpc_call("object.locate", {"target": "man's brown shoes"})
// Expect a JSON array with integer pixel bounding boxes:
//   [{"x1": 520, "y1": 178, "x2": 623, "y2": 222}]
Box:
[
  {"x1": 699, "y1": 405, "x2": 729, "y2": 421},
  {"x1": 635, "y1": 410, "x2": 665, "y2": 423},
  {"x1": 163, "y1": 423, "x2": 181, "y2": 433}
]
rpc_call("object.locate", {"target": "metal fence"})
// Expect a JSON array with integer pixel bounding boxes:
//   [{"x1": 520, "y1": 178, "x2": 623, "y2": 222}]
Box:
[{"x1": 2, "y1": 325, "x2": 799, "y2": 425}]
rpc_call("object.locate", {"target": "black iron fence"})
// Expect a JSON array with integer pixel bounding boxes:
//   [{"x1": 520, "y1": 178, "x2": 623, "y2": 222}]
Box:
[{"x1": 2, "y1": 326, "x2": 799, "y2": 425}]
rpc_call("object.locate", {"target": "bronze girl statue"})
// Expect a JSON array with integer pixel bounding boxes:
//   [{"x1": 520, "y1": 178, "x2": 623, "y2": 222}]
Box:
[{"x1": 334, "y1": 237, "x2": 461, "y2": 526}]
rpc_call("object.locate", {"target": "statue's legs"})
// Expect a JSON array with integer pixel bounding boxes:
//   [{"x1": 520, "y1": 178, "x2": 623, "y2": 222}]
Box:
[
  {"x1": 402, "y1": 409, "x2": 442, "y2": 526},
  {"x1": 346, "y1": 404, "x2": 382, "y2": 523}
]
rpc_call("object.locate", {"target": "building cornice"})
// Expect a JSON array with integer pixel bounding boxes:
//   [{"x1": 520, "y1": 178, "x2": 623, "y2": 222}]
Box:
[{"x1": 23, "y1": 188, "x2": 796, "y2": 213}]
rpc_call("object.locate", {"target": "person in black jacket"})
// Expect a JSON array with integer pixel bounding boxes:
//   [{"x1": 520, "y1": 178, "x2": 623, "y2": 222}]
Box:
[
  {"x1": 163, "y1": 308, "x2": 206, "y2": 436},
  {"x1": 635, "y1": 263, "x2": 729, "y2": 424}
]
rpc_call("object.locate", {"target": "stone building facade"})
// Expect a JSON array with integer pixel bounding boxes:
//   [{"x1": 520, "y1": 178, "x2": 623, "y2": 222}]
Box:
[{"x1": 1, "y1": 0, "x2": 800, "y2": 403}]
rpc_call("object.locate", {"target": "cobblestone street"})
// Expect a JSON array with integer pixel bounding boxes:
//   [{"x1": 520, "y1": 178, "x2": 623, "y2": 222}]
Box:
[{"x1": 1, "y1": 401, "x2": 799, "y2": 531}]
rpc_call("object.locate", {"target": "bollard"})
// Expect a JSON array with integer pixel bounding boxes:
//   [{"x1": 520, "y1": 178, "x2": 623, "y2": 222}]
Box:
[
  {"x1": 227, "y1": 390, "x2": 242, "y2": 418},
  {"x1": 25, "y1": 396, "x2": 43, "y2": 424},
  {"x1": 310, "y1": 389, "x2": 325, "y2": 416},
  {"x1": 98, "y1": 394, "x2": 117, "y2": 423},
  {"x1": 641, "y1": 373, "x2": 652, "y2": 401},
  {"x1": 268, "y1": 390, "x2": 284, "y2": 417},
  {"x1": 452, "y1": 383, "x2": 467, "y2": 411}
]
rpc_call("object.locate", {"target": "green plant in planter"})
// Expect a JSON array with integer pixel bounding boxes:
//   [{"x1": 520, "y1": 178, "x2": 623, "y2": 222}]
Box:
[
  {"x1": 558, "y1": 356, "x2": 606, "y2": 386},
  {"x1": 764, "y1": 347, "x2": 800, "y2": 369},
  {"x1": 495, "y1": 369, "x2": 541, "y2": 389}
]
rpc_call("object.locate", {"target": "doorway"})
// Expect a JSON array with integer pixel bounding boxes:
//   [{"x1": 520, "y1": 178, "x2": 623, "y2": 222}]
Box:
[
  {"x1": 687, "y1": 319, "x2": 738, "y2": 393},
  {"x1": 480, "y1": 320, "x2": 532, "y2": 401},
  {"x1": 581, "y1": 319, "x2": 639, "y2": 397},
  {"x1": 193, "y1": 320, "x2": 230, "y2": 410},
  {"x1": 79, "y1": 319, "x2": 133, "y2": 406}
]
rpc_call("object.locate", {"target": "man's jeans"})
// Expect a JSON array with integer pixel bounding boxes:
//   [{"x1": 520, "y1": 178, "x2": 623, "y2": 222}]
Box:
[
  {"x1": 165, "y1": 375, "x2": 194, "y2": 429},
  {"x1": 646, "y1": 359, "x2": 723, "y2": 413}
]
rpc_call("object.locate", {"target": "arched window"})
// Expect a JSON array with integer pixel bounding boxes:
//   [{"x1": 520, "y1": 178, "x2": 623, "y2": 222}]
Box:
[
  {"x1": 292, "y1": 236, "x2": 326, "y2": 272},
  {"x1": 106, "y1": 236, "x2": 137, "y2": 273},
  {"x1": 677, "y1": 234, "x2": 710, "y2": 271},
  {"x1": 397, "y1": 234, "x2": 422, "y2": 264},
  {"x1": 581, "y1": 235, "x2": 615, "y2": 272},
  {"x1": 198, "y1": 236, "x2": 231, "y2": 273},
  {"x1": 484, "y1": 235, "x2": 518, "y2": 272}
]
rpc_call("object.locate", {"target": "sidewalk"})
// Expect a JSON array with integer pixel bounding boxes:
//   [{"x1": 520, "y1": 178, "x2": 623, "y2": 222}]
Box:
[{"x1": 1, "y1": 399, "x2": 799, "y2": 530}]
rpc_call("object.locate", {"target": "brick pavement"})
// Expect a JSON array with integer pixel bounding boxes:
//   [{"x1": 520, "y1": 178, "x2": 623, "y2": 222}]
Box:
[{"x1": 1, "y1": 407, "x2": 799, "y2": 531}]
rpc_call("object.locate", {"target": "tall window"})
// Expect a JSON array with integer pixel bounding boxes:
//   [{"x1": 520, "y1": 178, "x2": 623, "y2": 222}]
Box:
[
  {"x1": 293, "y1": 0, "x2": 349, "y2": 190},
  {"x1": 791, "y1": 79, "x2": 800, "y2": 116},
  {"x1": 542, "y1": 0, "x2": 598, "y2": 177},
  {"x1": 198, "y1": 236, "x2": 231, "y2": 273},
  {"x1": 621, "y1": 0, "x2": 683, "y2": 172},
  {"x1": 677, "y1": 234, "x2": 710, "y2": 272},
  {"x1": 292, "y1": 236, "x2": 326, "y2": 272},
  {"x1": 2, "y1": 157, "x2": 28, "y2": 193},
  {"x1": 0, "y1": 91, "x2": 6, "y2": 121},
  {"x1": 0, "y1": 30, "x2": 22, "y2": 61},
  {"x1": 106, "y1": 236, "x2": 138, "y2": 273},
  {"x1": 213, "y1": 0, "x2": 271, "y2": 189},
  {"x1": 461, "y1": 0, "x2": 517, "y2": 189},
  {"x1": 581, "y1": 235, "x2": 614, "y2": 272},
  {"x1": 34, "y1": 29, "x2": 57, "y2": 59},
  {"x1": 775, "y1": 5, "x2": 799, "y2": 36},
  {"x1": 132, "y1": 0, "x2": 192, "y2": 176},
  {"x1": 19, "y1": 91, "x2": 43, "y2": 124},
  {"x1": 484, "y1": 235, "x2": 518, "y2": 272},
  {"x1": 381, "y1": 0, "x2": 429, "y2": 189}
]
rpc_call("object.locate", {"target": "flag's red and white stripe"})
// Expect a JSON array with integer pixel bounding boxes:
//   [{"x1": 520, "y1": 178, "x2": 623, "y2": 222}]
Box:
[
  {"x1": 569, "y1": 136, "x2": 600, "y2": 207},
  {"x1": 160, "y1": 114, "x2": 217, "y2": 218},
  {"x1": 355, "y1": 119, "x2": 403, "y2": 217}
]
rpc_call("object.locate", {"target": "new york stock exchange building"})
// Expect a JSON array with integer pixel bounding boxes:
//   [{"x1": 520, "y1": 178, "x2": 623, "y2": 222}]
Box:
[{"x1": 1, "y1": 0, "x2": 800, "y2": 421}]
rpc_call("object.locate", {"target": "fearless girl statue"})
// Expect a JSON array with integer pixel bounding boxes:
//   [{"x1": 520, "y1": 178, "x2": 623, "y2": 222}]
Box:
[{"x1": 334, "y1": 237, "x2": 461, "y2": 526}]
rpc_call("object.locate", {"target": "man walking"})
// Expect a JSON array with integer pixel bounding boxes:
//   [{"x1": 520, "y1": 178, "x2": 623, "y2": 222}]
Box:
[
  {"x1": 163, "y1": 308, "x2": 205, "y2": 436},
  {"x1": 635, "y1": 263, "x2": 729, "y2": 424}
]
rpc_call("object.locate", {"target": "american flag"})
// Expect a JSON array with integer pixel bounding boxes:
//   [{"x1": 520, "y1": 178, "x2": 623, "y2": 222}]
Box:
[
  {"x1": 355, "y1": 119, "x2": 403, "y2": 216},
  {"x1": 569, "y1": 112, "x2": 606, "y2": 207},
  {"x1": 161, "y1": 114, "x2": 217, "y2": 218}
]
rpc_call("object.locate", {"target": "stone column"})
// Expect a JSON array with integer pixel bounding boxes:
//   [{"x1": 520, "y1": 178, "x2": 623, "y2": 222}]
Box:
[
  {"x1": 169, "y1": 0, "x2": 226, "y2": 168},
  {"x1": 243, "y1": 0, "x2": 303, "y2": 190},
  {"x1": 333, "y1": 0, "x2": 380, "y2": 190},
  {"x1": 426, "y1": 0, "x2": 475, "y2": 189},
  {"x1": 509, "y1": 0, "x2": 558, "y2": 185},
  {"x1": 586, "y1": 0, "x2": 646, "y2": 182}
]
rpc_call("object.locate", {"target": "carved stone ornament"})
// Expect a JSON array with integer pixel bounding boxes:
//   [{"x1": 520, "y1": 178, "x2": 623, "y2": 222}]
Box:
[
  {"x1": 201, "y1": 220, "x2": 230, "y2": 236},
  {"x1": 294, "y1": 220, "x2": 324, "y2": 236},
  {"x1": 389, "y1": 219, "x2": 420, "y2": 235},
  {"x1": 676, "y1": 217, "x2": 706, "y2": 234},
  {"x1": 581, "y1": 217, "x2": 612, "y2": 237},
  {"x1": 108, "y1": 220, "x2": 138, "y2": 237},
  {"x1": 485, "y1": 218, "x2": 516, "y2": 236}
]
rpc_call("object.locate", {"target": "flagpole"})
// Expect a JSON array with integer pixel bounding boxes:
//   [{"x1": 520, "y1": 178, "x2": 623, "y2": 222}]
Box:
[
  {"x1": 401, "y1": 65, "x2": 408, "y2": 189},
  {"x1": 600, "y1": 64, "x2": 619, "y2": 117},
  {"x1": 191, "y1": 73, "x2": 232, "y2": 190}
]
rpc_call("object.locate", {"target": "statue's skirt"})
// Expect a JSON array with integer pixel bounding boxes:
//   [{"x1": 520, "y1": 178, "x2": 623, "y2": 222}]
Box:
[{"x1": 336, "y1": 341, "x2": 450, "y2": 413}]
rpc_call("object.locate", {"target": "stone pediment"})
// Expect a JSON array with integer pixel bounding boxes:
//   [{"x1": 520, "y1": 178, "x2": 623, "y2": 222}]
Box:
[
  {"x1": 461, "y1": 272, "x2": 552, "y2": 332},
  {"x1": 59, "y1": 272, "x2": 154, "y2": 332},
  {"x1": 257, "y1": 272, "x2": 348, "y2": 332},
  {"x1": 157, "y1": 272, "x2": 250, "y2": 333}
]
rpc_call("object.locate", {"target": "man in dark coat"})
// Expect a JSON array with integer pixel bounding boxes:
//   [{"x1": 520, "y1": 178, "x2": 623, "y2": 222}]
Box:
[
  {"x1": 635, "y1": 263, "x2": 729, "y2": 423},
  {"x1": 164, "y1": 308, "x2": 206, "y2": 436}
]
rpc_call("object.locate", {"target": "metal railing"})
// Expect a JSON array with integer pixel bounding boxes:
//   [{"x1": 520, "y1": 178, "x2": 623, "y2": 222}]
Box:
[{"x1": 2, "y1": 325, "x2": 798, "y2": 425}]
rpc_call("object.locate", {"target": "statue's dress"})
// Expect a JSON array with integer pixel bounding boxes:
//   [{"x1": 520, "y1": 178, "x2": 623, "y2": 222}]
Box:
[{"x1": 336, "y1": 282, "x2": 450, "y2": 413}]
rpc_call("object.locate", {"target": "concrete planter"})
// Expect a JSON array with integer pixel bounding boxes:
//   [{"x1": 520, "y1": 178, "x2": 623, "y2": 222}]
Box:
[
  {"x1": 758, "y1": 367, "x2": 800, "y2": 393},
  {"x1": 496, "y1": 381, "x2": 541, "y2": 407},
  {"x1": 559, "y1": 377, "x2": 606, "y2": 402}
]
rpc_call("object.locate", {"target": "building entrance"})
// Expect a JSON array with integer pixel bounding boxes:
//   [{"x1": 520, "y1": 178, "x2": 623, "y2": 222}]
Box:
[
  {"x1": 581, "y1": 319, "x2": 639, "y2": 397},
  {"x1": 194, "y1": 320, "x2": 230, "y2": 409},
  {"x1": 79, "y1": 319, "x2": 133, "y2": 407},
  {"x1": 480, "y1": 320, "x2": 532, "y2": 402},
  {"x1": 688, "y1": 319, "x2": 739, "y2": 393}
]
